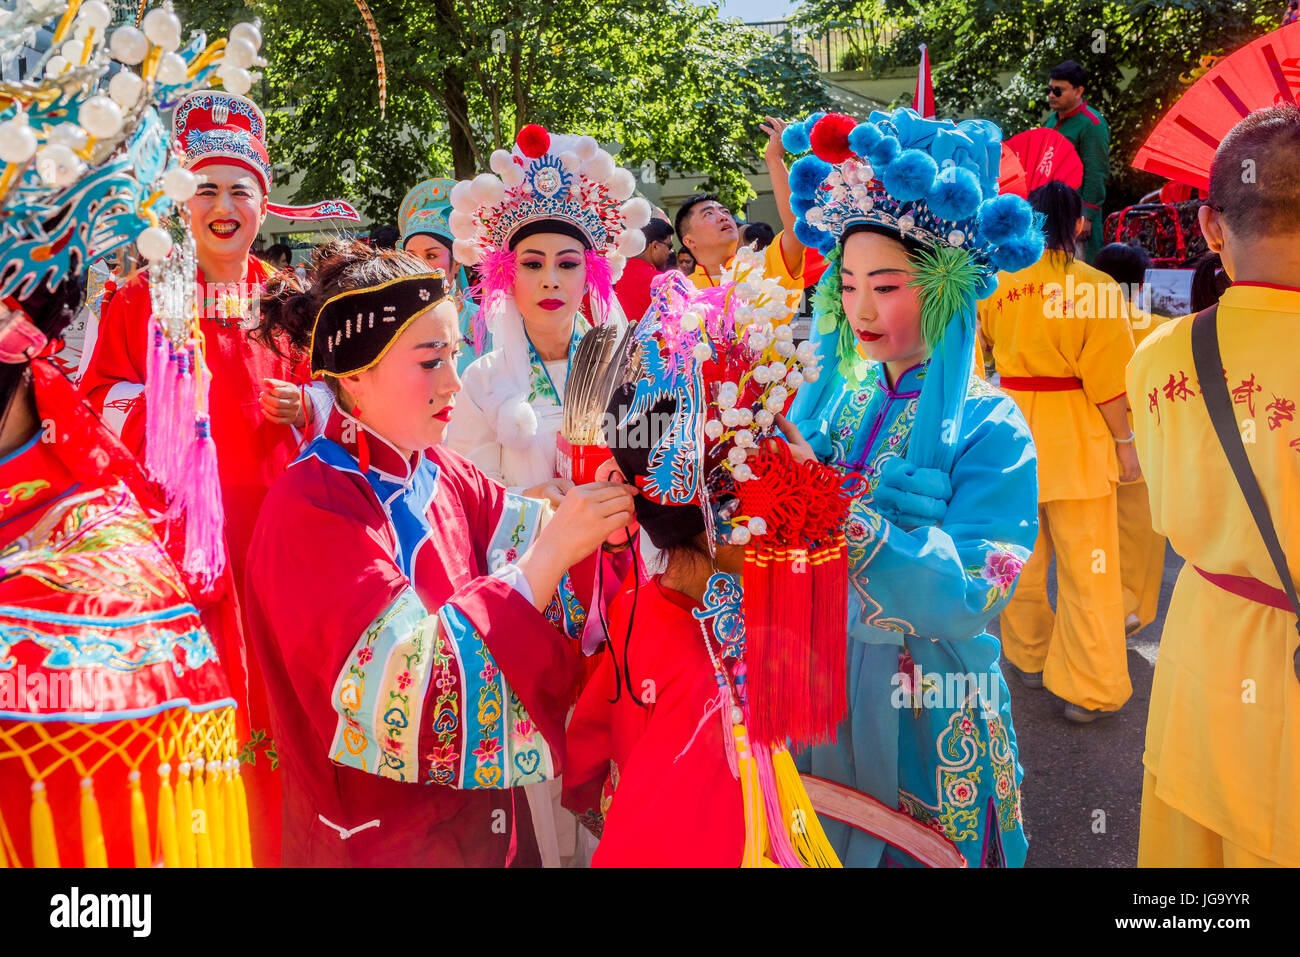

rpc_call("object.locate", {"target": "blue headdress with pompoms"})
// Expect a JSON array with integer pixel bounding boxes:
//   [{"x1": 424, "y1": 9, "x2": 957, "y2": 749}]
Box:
[{"x1": 783, "y1": 108, "x2": 1044, "y2": 474}]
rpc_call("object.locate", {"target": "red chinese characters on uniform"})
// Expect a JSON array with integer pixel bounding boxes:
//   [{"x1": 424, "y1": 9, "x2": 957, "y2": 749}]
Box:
[
  {"x1": 1231, "y1": 373, "x2": 1262, "y2": 417},
  {"x1": 1265, "y1": 394, "x2": 1295, "y2": 431},
  {"x1": 1162, "y1": 371, "x2": 1197, "y2": 403}
]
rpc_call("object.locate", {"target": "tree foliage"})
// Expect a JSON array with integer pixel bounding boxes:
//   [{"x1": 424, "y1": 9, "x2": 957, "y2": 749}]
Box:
[
  {"x1": 177, "y1": 0, "x2": 831, "y2": 223},
  {"x1": 796, "y1": 0, "x2": 1281, "y2": 206}
]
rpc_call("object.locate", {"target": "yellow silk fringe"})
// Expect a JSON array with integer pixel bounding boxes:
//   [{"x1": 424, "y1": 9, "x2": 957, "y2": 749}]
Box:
[
  {"x1": 772, "y1": 747, "x2": 842, "y2": 868},
  {"x1": 78, "y1": 777, "x2": 109, "y2": 867},
  {"x1": 0, "y1": 706, "x2": 250, "y2": 867},
  {"x1": 733, "y1": 723, "x2": 769, "y2": 868}
]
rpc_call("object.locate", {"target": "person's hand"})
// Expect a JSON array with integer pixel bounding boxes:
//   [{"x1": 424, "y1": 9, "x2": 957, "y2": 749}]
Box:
[
  {"x1": 1076, "y1": 216, "x2": 1092, "y2": 240},
  {"x1": 542, "y1": 482, "x2": 639, "y2": 567},
  {"x1": 871, "y1": 457, "x2": 953, "y2": 529},
  {"x1": 773, "y1": 413, "x2": 817, "y2": 464},
  {"x1": 522, "y1": 477, "x2": 574, "y2": 509},
  {"x1": 260, "y1": 378, "x2": 303, "y2": 427},
  {"x1": 1116, "y1": 439, "x2": 1142, "y2": 483},
  {"x1": 761, "y1": 116, "x2": 789, "y2": 165}
]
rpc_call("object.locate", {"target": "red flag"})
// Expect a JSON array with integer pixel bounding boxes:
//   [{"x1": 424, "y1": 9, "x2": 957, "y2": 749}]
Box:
[{"x1": 915, "y1": 44, "x2": 935, "y2": 118}]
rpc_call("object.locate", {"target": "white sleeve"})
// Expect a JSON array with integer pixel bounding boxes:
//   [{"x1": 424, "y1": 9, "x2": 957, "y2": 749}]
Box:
[{"x1": 443, "y1": 363, "x2": 507, "y2": 484}]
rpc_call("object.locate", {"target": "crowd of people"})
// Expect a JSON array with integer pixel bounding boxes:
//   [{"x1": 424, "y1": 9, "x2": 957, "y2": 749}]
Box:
[{"x1": 1, "y1": 0, "x2": 1295, "y2": 872}]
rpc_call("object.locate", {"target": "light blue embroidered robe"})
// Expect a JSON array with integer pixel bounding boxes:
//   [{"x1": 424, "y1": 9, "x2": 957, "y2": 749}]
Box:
[{"x1": 792, "y1": 361, "x2": 1039, "y2": 867}]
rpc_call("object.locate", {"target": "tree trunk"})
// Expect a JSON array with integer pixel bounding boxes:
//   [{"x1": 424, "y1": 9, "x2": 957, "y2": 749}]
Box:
[{"x1": 443, "y1": 65, "x2": 476, "y2": 179}]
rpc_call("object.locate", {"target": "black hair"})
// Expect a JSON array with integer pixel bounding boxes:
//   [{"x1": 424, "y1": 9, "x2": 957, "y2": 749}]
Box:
[
  {"x1": 675, "y1": 193, "x2": 724, "y2": 239},
  {"x1": 641, "y1": 218, "x2": 674, "y2": 246},
  {"x1": 739, "y1": 221, "x2": 775, "y2": 251},
  {"x1": 257, "y1": 239, "x2": 431, "y2": 360},
  {"x1": 1050, "y1": 60, "x2": 1089, "y2": 90},
  {"x1": 1208, "y1": 103, "x2": 1300, "y2": 235},
  {"x1": 265, "y1": 242, "x2": 293, "y2": 267},
  {"x1": 1029, "y1": 181, "x2": 1082, "y2": 263},
  {"x1": 369, "y1": 225, "x2": 401, "y2": 249},
  {"x1": 0, "y1": 274, "x2": 85, "y2": 418},
  {"x1": 1190, "y1": 252, "x2": 1230, "y2": 312},
  {"x1": 1092, "y1": 242, "x2": 1150, "y2": 289}
]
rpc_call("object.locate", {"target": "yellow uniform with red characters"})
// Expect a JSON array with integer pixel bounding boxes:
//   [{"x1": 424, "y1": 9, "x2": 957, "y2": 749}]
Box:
[
  {"x1": 978, "y1": 251, "x2": 1136, "y2": 711},
  {"x1": 1127, "y1": 282, "x2": 1300, "y2": 867},
  {"x1": 1118, "y1": 307, "x2": 1171, "y2": 633}
]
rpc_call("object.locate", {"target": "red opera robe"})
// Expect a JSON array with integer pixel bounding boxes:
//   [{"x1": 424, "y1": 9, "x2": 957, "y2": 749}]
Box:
[
  {"x1": 78, "y1": 255, "x2": 309, "y2": 863},
  {"x1": 564, "y1": 577, "x2": 745, "y2": 867},
  {"x1": 0, "y1": 368, "x2": 248, "y2": 866},
  {"x1": 242, "y1": 407, "x2": 586, "y2": 866}
]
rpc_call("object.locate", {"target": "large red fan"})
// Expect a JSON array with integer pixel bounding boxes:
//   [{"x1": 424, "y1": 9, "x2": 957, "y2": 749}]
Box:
[
  {"x1": 998, "y1": 143, "x2": 1029, "y2": 197},
  {"x1": 1005, "y1": 127, "x2": 1084, "y2": 192},
  {"x1": 1133, "y1": 21, "x2": 1300, "y2": 191}
]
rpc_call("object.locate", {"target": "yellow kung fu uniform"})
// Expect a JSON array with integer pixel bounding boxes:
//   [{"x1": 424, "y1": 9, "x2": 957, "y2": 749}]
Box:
[
  {"x1": 1118, "y1": 307, "x2": 1171, "y2": 633},
  {"x1": 690, "y1": 230, "x2": 805, "y2": 321},
  {"x1": 1127, "y1": 282, "x2": 1300, "y2": 867},
  {"x1": 978, "y1": 252, "x2": 1136, "y2": 711}
]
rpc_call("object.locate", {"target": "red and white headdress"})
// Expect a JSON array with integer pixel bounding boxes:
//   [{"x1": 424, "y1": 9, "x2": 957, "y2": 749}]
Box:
[
  {"x1": 173, "y1": 90, "x2": 272, "y2": 192},
  {"x1": 172, "y1": 89, "x2": 359, "y2": 223},
  {"x1": 448, "y1": 125, "x2": 651, "y2": 339}
]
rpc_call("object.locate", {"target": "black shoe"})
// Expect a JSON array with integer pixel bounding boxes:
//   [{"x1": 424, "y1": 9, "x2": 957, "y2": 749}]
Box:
[
  {"x1": 1005, "y1": 662, "x2": 1043, "y2": 689},
  {"x1": 1063, "y1": 703, "x2": 1117, "y2": 724}
]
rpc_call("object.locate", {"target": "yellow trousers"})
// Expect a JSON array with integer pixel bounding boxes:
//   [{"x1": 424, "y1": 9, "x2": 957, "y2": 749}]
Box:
[
  {"x1": 1000, "y1": 492, "x2": 1131, "y2": 711},
  {"x1": 1138, "y1": 771, "x2": 1280, "y2": 867},
  {"x1": 1117, "y1": 479, "x2": 1165, "y2": 631}
]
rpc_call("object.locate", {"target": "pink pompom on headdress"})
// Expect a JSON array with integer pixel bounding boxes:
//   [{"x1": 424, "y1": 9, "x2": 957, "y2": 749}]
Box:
[{"x1": 469, "y1": 245, "x2": 518, "y2": 353}]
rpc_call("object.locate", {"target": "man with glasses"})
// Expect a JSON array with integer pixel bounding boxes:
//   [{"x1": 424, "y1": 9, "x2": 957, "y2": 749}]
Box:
[
  {"x1": 1046, "y1": 60, "x2": 1110, "y2": 263},
  {"x1": 615, "y1": 213, "x2": 674, "y2": 324}
]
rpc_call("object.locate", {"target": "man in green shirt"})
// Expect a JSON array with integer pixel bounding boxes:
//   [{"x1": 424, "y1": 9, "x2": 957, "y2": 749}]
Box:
[{"x1": 1046, "y1": 60, "x2": 1110, "y2": 263}]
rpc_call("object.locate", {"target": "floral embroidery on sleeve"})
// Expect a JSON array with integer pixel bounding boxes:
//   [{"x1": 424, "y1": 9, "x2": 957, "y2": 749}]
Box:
[{"x1": 966, "y1": 543, "x2": 1030, "y2": 611}]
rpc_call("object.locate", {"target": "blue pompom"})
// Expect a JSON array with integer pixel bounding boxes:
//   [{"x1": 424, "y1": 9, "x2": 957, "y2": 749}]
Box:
[
  {"x1": 867, "y1": 135, "x2": 901, "y2": 170},
  {"x1": 977, "y1": 194, "x2": 1034, "y2": 245},
  {"x1": 991, "y1": 233, "x2": 1045, "y2": 274},
  {"x1": 927, "y1": 166, "x2": 983, "y2": 222},
  {"x1": 782, "y1": 122, "x2": 811, "y2": 155},
  {"x1": 789, "y1": 154, "x2": 832, "y2": 199},
  {"x1": 818, "y1": 232, "x2": 839, "y2": 255},
  {"x1": 808, "y1": 111, "x2": 827, "y2": 128},
  {"x1": 790, "y1": 195, "x2": 815, "y2": 217},
  {"x1": 848, "y1": 123, "x2": 881, "y2": 157},
  {"x1": 793, "y1": 219, "x2": 824, "y2": 249},
  {"x1": 881, "y1": 149, "x2": 938, "y2": 202},
  {"x1": 974, "y1": 272, "x2": 999, "y2": 301}
]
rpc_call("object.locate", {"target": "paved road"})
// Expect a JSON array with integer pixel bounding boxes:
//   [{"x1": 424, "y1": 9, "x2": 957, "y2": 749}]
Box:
[{"x1": 991, "y1": 544, "x2": 1184, "y2": 867}]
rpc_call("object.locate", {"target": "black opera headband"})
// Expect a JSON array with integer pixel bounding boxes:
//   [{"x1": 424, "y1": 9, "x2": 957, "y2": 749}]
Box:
[{"x1": 310, "y1": 272, "x2": 450, "y2": 377}]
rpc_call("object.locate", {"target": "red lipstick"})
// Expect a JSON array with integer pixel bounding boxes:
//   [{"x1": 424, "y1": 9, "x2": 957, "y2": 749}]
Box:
[
  {"x1": 432, "y1": 405, "x2": 453, "y2": 422},
  {"x1": 538, "y1": 299, "x2": 565, "y2": 311},
  {"x1": 857, "y1": 330, "x2": 884, "y2": 342}
]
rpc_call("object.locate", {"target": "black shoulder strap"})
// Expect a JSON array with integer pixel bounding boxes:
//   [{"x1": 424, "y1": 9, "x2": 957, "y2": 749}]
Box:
[{"x1": 1190, "y1": 303, "x2": 1300, "y2": 682}]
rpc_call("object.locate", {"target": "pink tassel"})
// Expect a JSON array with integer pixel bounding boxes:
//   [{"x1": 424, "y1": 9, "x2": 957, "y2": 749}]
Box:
[
  {"x1": 674, "y1": 682, "x2": 732, "y2": 771},
  {"x1": 179, "y1": 416, "x2": 226, "y2": 588},
  {"x1": 584, "y1": 249, "x2": 613, "y2": 324},
  {"x1": 149, "y1": 347, "x2": 183, "y2": 487},
  {"x1": 753, "y1": 741, "x2": 804, "y2": 868},
  {"x1": 167, "y1": 349, "x2": 196, "y2": 489},
  {"x1": 144, "y1": 328, "x2": 168, "y2": 479},
  {"x1": 469, "y1": 246, "x2": 517, "y2": 354}
]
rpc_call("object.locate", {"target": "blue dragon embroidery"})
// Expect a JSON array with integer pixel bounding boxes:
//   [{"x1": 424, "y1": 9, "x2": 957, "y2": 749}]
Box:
[
  {"x1": 691, "y1": 572, "x2": 745, "y2": 660},
  {"x1": 620, "y1": 310, "x2": 706, "y2": 504}
]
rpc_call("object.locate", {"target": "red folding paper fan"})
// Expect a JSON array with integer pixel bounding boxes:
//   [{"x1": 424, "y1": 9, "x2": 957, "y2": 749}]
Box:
[
  {"x1": 1134, "y1": 21, "x2": 1300, "y2": 192},
  {"x1": 1005, "y1": 128, "x2": 1085, "y2": 192},
  {"x1": 998, "y1": 143, "x2": 1029, "y2": 197}
]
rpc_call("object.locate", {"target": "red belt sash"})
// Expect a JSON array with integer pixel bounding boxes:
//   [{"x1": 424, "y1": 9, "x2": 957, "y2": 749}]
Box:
[
  {"x1": 1194, "y1": 566, "x2": 1294, "y2": 613},
  {"x1": 998, "y1": 375, "x2": 1083, "y2": 392}
]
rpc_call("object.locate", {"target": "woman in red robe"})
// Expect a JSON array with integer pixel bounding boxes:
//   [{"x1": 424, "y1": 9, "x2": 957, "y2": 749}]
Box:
[{"x1": 241, "y1": 242, "x2": 637, "y2": 865}]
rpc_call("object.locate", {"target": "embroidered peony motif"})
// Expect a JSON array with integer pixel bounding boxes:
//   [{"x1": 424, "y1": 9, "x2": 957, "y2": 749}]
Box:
[{"x1": 968, "y1": 543, "x2": 1029, "y2": 611}]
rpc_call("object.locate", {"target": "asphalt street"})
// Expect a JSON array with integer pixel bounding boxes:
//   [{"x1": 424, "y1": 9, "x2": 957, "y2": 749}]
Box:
[{"x1": 991, "y1": 544, "x2": 1184, "y2": 867}]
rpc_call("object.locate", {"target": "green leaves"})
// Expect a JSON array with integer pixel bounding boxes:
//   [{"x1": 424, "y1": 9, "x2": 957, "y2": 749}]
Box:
[{"x1": 180, "y1": 0, "x2": 830, "y2": 222}]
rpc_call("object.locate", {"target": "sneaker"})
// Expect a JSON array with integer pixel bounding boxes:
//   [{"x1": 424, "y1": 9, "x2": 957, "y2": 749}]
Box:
[
  {"x1": 1063, "y1": 703, "x2": 1117, "y2": 724},
  {"x1": 1005, "y1": 662, "x2": 1043, "y2": 689}
]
